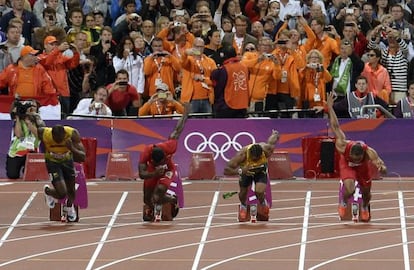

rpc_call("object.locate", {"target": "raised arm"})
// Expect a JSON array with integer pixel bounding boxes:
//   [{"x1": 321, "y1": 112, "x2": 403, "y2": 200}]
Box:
[
  {"x1": 326, "y1": 92, "x2": 347, "y2": 153},
  {"x1": 169, "y1": 103, "x2": 190, "y2": 139},
  {"x1": 261, "y1": 129, "x2": 279, "y2": 157}
]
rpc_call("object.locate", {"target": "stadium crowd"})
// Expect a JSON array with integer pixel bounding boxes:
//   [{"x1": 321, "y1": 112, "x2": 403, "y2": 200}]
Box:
[{"x1": 0, "y1": 0, "x2": 414, "y2": 119}]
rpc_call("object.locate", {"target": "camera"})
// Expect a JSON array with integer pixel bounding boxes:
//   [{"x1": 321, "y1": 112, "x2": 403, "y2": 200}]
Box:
[
  {"x1": 155, "y1": 52, "x2": 167, "y2": 57},
  {"x1": 345, "y1": 8, "x2": 354, "y2": 14},
  {"x1": 118, "y1": 81, "x2": 128, "y2": 86},
  {"x1": 105, "y1": 40, "x2": 111, "y2": 44},
  {"x1": 323, "y1": 26, "x2": 331, "y2": 31},
  {"x1": 13, "y1": 99, "x2": 33, "y2": 118},
  {"x1": 157, "y1": 92, "x2": 167, "y2": 99},
  {"x1": 94, "y1": 102, "x2": 102, "y2": 109},
  {"x1": 263, "y1": 53, "x2": 273, "y2": 58},
  {"x1": 277, "y1": 40, "x2": 288, "y2": 45},
  {"x1": 48, "y1": 15, "x2": 54, "y2": 20},
  {"x1": 175, "y1": 9, "x2": 185, "y2": 16},
  {"x1": 344, "y1": 22, "x2": 355, "y2": 27}
]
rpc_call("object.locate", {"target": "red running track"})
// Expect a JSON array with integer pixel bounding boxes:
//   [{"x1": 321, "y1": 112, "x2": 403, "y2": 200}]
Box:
[{"x1": 0, "y1": 179, "x2": 413, "y2": 270}]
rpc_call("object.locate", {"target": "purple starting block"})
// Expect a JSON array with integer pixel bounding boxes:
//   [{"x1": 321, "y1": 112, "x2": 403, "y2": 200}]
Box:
[
  {"x1": 166, "y1": 165, "x2": 184, "y2": 208},
  {"x1": 246, "y1": 175, "x2": 272, "y2": 208},
  {"x1": 338, "y1": 179, "x2": 363, "y2": 221},
  {"x1": 58, "y1": 163, "x2": 88, "y2": 209}
]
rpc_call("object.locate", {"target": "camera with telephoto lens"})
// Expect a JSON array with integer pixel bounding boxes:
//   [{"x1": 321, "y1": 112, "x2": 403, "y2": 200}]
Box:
[{"x1": 12, "y1": 98, "x2": 33, "y2": 118}]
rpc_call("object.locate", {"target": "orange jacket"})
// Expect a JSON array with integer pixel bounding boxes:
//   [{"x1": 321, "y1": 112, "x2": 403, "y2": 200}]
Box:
[
  {"x1": 304, "y1": 33, "x2": 340, "y2": 68},
  {"x1": 180, "y1": 53, "x2": 217, "y2": 103},
  {"x1": 143, "y1": 54, "x2": 181, "y2": 97},
  {"x1": 0, "y1": 62, "x2": 57, "y2": 105},
  {"x1": 241, "y1": 52, "x2": 282, "y2": 101},
  {"x1": 361, "y1": 63, "x2": 392, "y2": 102},
  {"x1": 39, "y1": 49, "x2": 80, "y2": 97},
  {"x1": 271, "y1": 48, "x2": 300, "y2": 98},
  {"x1": 138, "y1": 98, "x2": 184, "y2": 116},
  {"x1": 223, "y1": 60, "x2": 250, "y2": 109},
  {"x1": 299, "y1": 66, "x2": 332, "y2": 108},
  {"x1": 157, "y1": 28, "x2": 195, "y2": 56}
]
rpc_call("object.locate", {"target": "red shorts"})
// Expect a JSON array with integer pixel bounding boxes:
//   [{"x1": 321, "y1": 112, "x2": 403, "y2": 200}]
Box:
[
  {"x1": 144, "y1": 170, "x2": 175, "y2": 189},
  {"x1": 339, "y1": 155, "x2": 373, "y2": 188}
]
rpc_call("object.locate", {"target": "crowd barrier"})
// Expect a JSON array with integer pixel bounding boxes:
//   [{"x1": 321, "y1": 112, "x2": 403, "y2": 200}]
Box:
[{"x1": 0, "y1": 118, "x2": 413, "y2": 179}]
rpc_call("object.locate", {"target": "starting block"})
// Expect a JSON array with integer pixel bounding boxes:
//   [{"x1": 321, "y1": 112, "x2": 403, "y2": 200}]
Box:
[
  {"x1": 105, "y1": 152, "x2": 134, "y2": 180},
  {"x1": 23, "y1": 153, "x2": 49, "y2": 181},
  {"x1": 268, "y1": 151, "x2": 294, "y2": 179},
  {"x1": 50, "y1": 203, "x2": 79, "y2": 222},
  {"x1": 238, "y1": 176, "x2": 272, "y2": 222},
  {"x1": 238, "y1": 204, "x2": 270, "y2": 222},
  {"x1": 49, "y1": 163, "x2": 88, "y2": 222},
  {"x1": 188, "y1": 152, "x2": 216, "y2": 180},
  {"x1": 338, "y1": 180, "x2": 369, "y2": 222}
]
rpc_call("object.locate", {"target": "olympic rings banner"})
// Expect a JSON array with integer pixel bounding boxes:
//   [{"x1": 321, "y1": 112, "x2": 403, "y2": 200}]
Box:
[{"x1": 0, "y1": 118, "x2": 413, "y2": 179}]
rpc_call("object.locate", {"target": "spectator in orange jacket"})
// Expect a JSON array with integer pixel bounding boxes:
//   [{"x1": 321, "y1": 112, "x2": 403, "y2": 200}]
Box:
[
  {"x1": 39, "y1": 36, "x2": 80, "y2": 118},
  {"x1": 138, "y1": 83, "x2": 184, "y2": 116},
  {"x1": 0, "y1": 45, "x2": 58, "y2": 119}
]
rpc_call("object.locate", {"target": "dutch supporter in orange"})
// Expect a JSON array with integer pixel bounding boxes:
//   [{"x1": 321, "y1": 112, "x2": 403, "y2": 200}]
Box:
[
  {"x1": 241, "y1": 36, "x2": 281, "y2": 112},
  {"x1": 39, "y1": 36, "x2": 80, "y2": 118},
  {"x1": 139, "y1": 82, "x2": 185, "y2": 116},
  {"x1": 275, "y1": 16, "x2": 316, "y2": 70},
  {"x1": 268, "y1": 30, "x2": 300, "y2": 115},
  {"x1": 143, "y1": 37, "x2": 181, "y2": 98},
  {"x1": 180, "y1": 37, "x2": 217, "y2": 114},
  {"x1": 0, "y1": 46, "x2": 58, "y2": 119},
  {"x1": 299, "y1": 49, "x2": 332, "y2": 117},
  {"x1": 157, "y1": 21, "x2": 195, "y2": 60},
  {"x1": 305, "y1": 17, "x2": 340, "y2": 68}
]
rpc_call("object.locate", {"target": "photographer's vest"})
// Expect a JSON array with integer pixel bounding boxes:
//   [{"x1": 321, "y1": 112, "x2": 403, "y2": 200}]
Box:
[
  {"x1": 241, "y1": 144, "x2": 268, "y2": 169},
  {"x1": 347, "y1": 92, "x2": 376, "y2": 118},
  {"x1": 400, "y1": 97, "x2": 414, "y2": 118},
  {"x1": 8, "y1": 121, "x2": 40, "y2": 157},
  {"x1": 223, "y1": 60, "x2": 249, "y2": 109},
  {"x1": 42, "y1": 126, "x2": 74, "y2": 162}
]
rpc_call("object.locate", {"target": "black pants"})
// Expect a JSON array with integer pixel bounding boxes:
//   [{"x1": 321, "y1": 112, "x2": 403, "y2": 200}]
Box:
[{"x1": 6, "y1": 155, "x2": 26, "y2": 179}]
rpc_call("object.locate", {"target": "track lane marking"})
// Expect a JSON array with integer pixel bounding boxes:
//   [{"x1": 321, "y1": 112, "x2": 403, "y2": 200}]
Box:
[
  {"x1": 192, "y1": 191, "x2": 219, "y2": 270},
  {"x1": 0, "y1": 192, "x2": 36, "y2": 248},
  {"x1": 399, "y1": 191, "x2": 411, "y2": 270},
  {"x1": 86, "y1": 191, "x2": 128, "y2": 270}
]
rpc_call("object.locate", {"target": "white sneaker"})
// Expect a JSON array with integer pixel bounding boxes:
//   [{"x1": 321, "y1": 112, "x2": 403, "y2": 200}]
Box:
[
  {"x1": 64, "y1": 205, "x2": 77, "y2": 222},
  {"x1": 43, "y1": 185, "x2": 55, "y2": 208}
]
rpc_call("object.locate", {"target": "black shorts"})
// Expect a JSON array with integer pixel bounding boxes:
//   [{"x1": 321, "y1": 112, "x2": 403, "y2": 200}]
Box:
[
  {"x1": 239, "y1": 172, "x2": 268, "y2": 188},
  {"x1": 45, "y1": 159, "x2": 75, "y2": 184}
]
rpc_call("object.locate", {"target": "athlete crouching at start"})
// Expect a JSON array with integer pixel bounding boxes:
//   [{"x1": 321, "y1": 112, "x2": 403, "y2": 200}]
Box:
[
  {"x1": 224, "y1": 130, "x2": 279, "y2": 221},
  {"x1": 138, "y1": 104, "x2": 189, "y2": 222}
]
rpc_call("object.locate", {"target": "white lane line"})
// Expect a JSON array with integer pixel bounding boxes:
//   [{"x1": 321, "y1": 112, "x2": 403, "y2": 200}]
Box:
[
  {"x1": 85, "y1": 191, "x2": 128, "y2": 270},
  {"x1": 192, "y1": 191, "x2": 219, "y2": 270},
  {"x1": 398, "y1": 191, "x2": 410, "y2": 270},
  {"x1": 298, "y1": 191, "x2": 311, "y2": 270},
  {"x1": 0, "y1": 192, "x2": 37, "y2": 248}
]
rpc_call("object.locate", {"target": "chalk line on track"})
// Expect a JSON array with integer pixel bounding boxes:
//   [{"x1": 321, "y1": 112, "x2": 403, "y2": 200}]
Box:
[{"x1": 0, "y1": 192, "x2": 37, "y2": 248}]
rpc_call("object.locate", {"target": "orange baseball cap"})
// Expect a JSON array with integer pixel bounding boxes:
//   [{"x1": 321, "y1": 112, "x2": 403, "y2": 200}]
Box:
[
  {"x1": 44, "y1": 35, "x2": 58, "y2": 44},
  {"x1": 20, "y1": 46, "x2": 39, "y2": 57}
]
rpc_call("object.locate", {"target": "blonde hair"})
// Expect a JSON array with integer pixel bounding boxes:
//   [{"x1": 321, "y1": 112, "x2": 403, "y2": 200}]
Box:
[
  {"x1": 156, "y1": 16, "x2": 170, "y2": 34},
  {"x1": 306, "y1": 49, "x2": 324, "y2": 63}
]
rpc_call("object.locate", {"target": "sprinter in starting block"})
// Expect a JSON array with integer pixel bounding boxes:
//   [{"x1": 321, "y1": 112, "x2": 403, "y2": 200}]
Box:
[
  {"x1": 224, "y1": 130, "x2": 279, "y2": 223},
  {"x1": 138, "y1": 104, "x2": 189, "y2": 222},
  {"x1": 327, "y1": 92, "x2": 386, "y2": 222},
  {"x1": 38, "y1": 125, "x2": 86, "y2": 222},
  {"x1": 50, "y1": 163, "x2": 88, "y2": 222}
]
